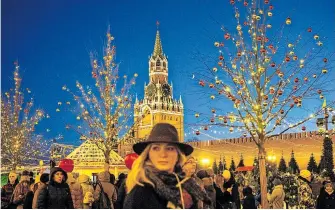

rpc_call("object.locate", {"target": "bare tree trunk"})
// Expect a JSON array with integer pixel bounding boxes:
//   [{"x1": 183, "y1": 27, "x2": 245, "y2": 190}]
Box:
[{"x1": 258, "y1": 144, "x2": 269, "y2": 209}]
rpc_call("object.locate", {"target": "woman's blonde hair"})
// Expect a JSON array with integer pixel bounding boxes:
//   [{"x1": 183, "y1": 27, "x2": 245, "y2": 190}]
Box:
[{"x1": 126, "y1": 143, "x2": 186, "y2": 193}]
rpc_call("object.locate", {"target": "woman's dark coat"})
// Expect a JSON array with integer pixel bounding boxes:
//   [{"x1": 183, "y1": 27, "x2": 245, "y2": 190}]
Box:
[{"x1": 37, "y1": 167, "x2": 74, "y2": 209}]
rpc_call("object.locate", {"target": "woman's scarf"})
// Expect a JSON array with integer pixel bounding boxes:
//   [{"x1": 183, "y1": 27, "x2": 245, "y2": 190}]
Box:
[{"x1": 144, "y1": 165, "x2": 211, "y2": 208}]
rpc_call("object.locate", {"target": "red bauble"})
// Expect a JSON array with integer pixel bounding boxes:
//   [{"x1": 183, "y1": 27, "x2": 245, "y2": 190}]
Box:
[
  {"x1": 124, "y1": 153, "x2": 139, "y2": 170},
  {"x1": 59, "y1": 159, "x2": 74, "y2": 172}
]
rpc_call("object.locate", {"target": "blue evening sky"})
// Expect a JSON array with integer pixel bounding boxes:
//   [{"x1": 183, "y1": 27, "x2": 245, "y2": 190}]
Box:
[{"x1": 2, "y1": 0, "x2": 334, "y2": 146}]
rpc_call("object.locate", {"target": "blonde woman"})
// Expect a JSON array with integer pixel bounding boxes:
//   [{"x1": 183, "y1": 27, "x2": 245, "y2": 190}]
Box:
[{"x1": 124, "y1": 123, "x2": 211, "y2": 209}]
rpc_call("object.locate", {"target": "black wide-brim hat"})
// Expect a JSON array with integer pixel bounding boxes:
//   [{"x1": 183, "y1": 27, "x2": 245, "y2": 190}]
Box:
[{"x1": 133, "y1": 123, "x2": 194, "y2": 156}]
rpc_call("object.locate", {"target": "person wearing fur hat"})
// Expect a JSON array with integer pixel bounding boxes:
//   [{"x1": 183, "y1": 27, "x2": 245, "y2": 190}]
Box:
[
  {"x1": 78, "y1": 174, "x2": 94, "y2": 209},
  {"x1": 268, "y1": 178, "x2": 285, "y2": 209},
  {"x1": 67, "y1": 173, "x2": 84, "y2": 209},
  {"x1": 124, "y1": 123, "x2": 211, "y2": 209},
  {"x1": 37, "y1": 167, "x2": 74, "y2": 209},
  {"x1": 316, "y1": 181, "x2": 335, "y2": 209},
  {"x1": 297, "y1": 169, "x2": 316, "y2": 209},
  {"x1": 1, "y1": 171, "x2": 19, "y2": 209},
  {"x1": 12, "y1": 170, "x2": 31, "y2": 209},
  {"x1": 31, "y1": 173, "x2": 49, "y2": 209},
  {"x1": 93, "y1": 171, "x2": 117, "y2": 208}
]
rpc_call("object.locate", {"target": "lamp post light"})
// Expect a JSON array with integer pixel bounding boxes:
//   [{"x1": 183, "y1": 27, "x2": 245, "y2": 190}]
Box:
[
  {"x1": 201, "y1": 158, "x2": 210, "y2": 169},
  {"x1": 316, "y1": 100, "x2": 335, "y2": 136}
]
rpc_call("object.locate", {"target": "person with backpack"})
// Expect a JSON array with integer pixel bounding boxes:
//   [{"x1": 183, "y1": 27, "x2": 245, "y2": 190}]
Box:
[
  {"x1": 78, "y1": 174, "x2": 94, "y2": 209},
  {"x1": 1, "y1": 171, "x2": 19, "y2": 209},
  {"x1": 37, "y1": 167, "x2": 74, "y2": 209},
  {"x1": 12, "y1": 170, "x2": 31, "y2": 209},
  {"x1": 93, "y1": 171, "x2": 117, "y2": 208}
]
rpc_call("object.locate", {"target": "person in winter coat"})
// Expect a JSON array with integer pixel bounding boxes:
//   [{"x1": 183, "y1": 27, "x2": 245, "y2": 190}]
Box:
[
  {"x1": 12, "y1": 170, "x2": 31, "y2": 209},
  {"x1": 115, "y1": 179, "x2": 127, "y2": 209},
  {"x1": 297, "y1": 169, "x2": 315, "y2": 209},
  {"x1": 124, "y1": 123, "x2": 211, "y2": 209},
  {"x1": 37, "y1": 167, "x2": 74, "y2": 209},
  {"x1": 32, "y1": 173, "x2": 49, "y2": 209},
  {"x1": 222, "y1": 170, "x2": 241, "y2": 209},
  {"x1": 29, "y1": 172, "x2": 35, "y2": 185},
  {"x1": 110, "y1": 173, "x2": 116, "y2": 185},
  {"x1": 242, "y1": 186, "x2": 256, "y2": 209},
  {"x1": 67, "y1": 173, "x2": 83, "y2": 209},
  {"x1": 93, "y1": 171, "x2": 117, "y2": 208},
  {"x1": 115, "y1": 173, "x2": 126, "y2": 190},
  {"x1": 1, "y1": 171, "x2": 19, "y2": 209},
  {"x1": 197, "y1": 169, "x2": 216, "y2": 209},
  {"x1": 78, "y1": 174, "x2": 94, "y2": 209},
  {"x1": 316, "y1": 181, "x2": 335, "y2": 209},
  {"x1": 268, "y1": 178, "x2": 285, "y2": 209},
  {"x1": 213, "y1": 174, "x2": 225, "y2": 209}
]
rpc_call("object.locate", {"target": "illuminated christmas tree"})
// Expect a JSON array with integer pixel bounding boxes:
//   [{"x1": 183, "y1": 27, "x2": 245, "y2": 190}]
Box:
[
  {"x1": 192, "y1": 0, "x2": 334, "y2": 207},
  {"x1": 307, "y1": 153, "x2": 318, "y2": 173},
  {"x1": 288, "y1": 150, "x2": 300, "y2": 174},
  {"x1": 238, "y1": 153, "x2": 245, "y2": 167},
  {"x1": 1, "y1": 63, "x2": 48, "y2": 169},
  {"x1": 60, "y1": 29, "x2": 140, "y2": 164},
  {"x1": 229, "y1": 156, "x2": 236, "y2": 172},
  {"x1": 212, "y1": 159, "x2": 218, "y2": 174},
  {"x1": 321, "y1": 137, "x2": 335, "y2": 180},
  {"x1": 278, "y1": 154, "x2": 287, "y2": 173}
]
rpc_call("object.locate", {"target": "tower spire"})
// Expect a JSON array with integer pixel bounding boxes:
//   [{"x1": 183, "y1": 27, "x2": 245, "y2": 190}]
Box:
[{"x1": 153, "y1": 21, "x2": 163, "y2": 57}]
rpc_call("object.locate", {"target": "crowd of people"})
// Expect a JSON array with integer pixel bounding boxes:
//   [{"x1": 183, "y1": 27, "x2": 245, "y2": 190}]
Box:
[{"x1": 1, "y1": 123, "x2": 335, "y2": 209}]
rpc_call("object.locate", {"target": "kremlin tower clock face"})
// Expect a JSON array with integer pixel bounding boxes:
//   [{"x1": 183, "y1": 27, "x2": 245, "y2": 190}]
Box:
[
  {"x1": 146, "y1": 83, "x2": 156, "y2": 97},
  {"x1": 162, "y1": 83, "x2": 171, "y2": 97}
]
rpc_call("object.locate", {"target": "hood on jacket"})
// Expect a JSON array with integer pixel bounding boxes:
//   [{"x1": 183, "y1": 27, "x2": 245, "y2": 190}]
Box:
[
  {"x1": 50, "y1": 167, "x2": 68, "y2": 185},
  {"x1": 298, "y1": 176, "x2": 311, "y2": 184},
  {"x1": 98, "y1": 171, "x2": 110, "y2": 183},
  {"x1": 78, "y1": 174, "x2": 90, "y2": 184}
]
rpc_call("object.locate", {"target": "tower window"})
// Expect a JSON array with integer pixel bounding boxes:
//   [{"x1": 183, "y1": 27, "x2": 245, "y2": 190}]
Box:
[
  {"x1": 164, "y1": 115, "x2": 166, "y2": 120},
  {"x1": 176, "y1": 117, "x2": 178, "y2": 121},
  {"x1": 156, "y1": 60, "x2": 161, "y2": 66}
]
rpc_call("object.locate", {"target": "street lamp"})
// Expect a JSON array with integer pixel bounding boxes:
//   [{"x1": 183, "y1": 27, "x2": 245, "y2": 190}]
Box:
[
  {"x1": 200, "y1": 158, "x2": 210, "y2": 168},
  {"x1": 316, "y1": 100, "x2": 335, "y2": 136}
]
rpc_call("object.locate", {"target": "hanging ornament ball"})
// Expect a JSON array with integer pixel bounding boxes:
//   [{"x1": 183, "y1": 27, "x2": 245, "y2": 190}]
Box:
[
  {"x1": 269, "y1": 5, "x2": 274, "y2": 10},
  {"x1": 214, "y1": 42, "x2": 220, "y2": 47},
  {"x1": 322, "y1": 69, "x2": 328, "y2": 74},
  {"x1": 320, "y1": 95, "x2": 324, "y2": 99},
  {"x1": 204, "y1": 126, "x2": 208, "y2": 131},
  {"x1": 302, "y1": 126, "x2": 306, "y2": 131},
  {"x1": 230, "y1": 0, "x2": 235, "y2": 5},
  {"x1": 212, "y1": 109, "x2": 216, "y2": 113},
  {"x1": 219, "y1": 54, "x2": 224, "y2": 60},
  {"x1": 317, "y1": 41, "x2": 323, "y2": 46},
  {"x1": 278, "y1": 89, "x2": 283, "y2": 95},
  {"x1": 244, "y1": 1, "x2": 248, "y2": 6},
  {"x1": 294, "y1": 78, "x2": 299, "y2": 83},
  {"x1": 264, "y1": 0, "x2": 269, "y2": 4},
  {"x1": 124, "y1": 153, "x2": 139, "y2": 170},
  {"x1": 209, "y1": 84, "x2": 214, "y2": 88},
  {"x1": 224, "y1": 33, "x2": 231, "y2": 40},
  {"x1": 196, "y1": 130, "x2": 200, "y2": 135},
  {"x1": 268, "y1": 11, "x2": 273, "y2": 17},
  {"x1": 285, "y1": 56, "x2": 290, "y2": 62},
  {"x1": 211, "y1": 95, "x2": 215, "y2": 99},
  {"x1": 213, "y1": 67, "x2": 218, "y2": 72},
  {"x1": 271, "y1": 62, "x2": 276, "y2": 67},
  {"x1": 285, "y1": 18, "x2": 291, "y2": 25},
  {"x1": 307, "y1": 27, "x2": 312, "y2": 32},
  {"x1": 280, "y1": 109, "x2": 284, "y2": 114},
  {"x1": 314, "y1": 34, "x2": 319, "y2": 40},
  {"x1": 199, "y1": 80, "x2": 205, "y2": 87},
  {"x1": 210, "y1": 118, "x2": 215, "y2": 123},
  {"x1": 317, "y1": 89, "x2": 322, "y2": 94},
  {"x1": 243, "y1": 133, "x2": 247, "y2": 137},
  {"x1": 236, "y1": 25, "x2": 242, "y2": 31},
  {"x1": 323, "y1": 58, "x2": 328, "y2": 63},
  {"x1": 293, "y1": 55, "x2": 298, "y2": 61},
  {"x1": 59, "y1": 159, "x2": 74, "y2": 172},
  {"x1": 229, "y1": 127, "x2": 234, "y2": 132},
  {"x1": 313, "y1": 74, "x2": 317, "y2": 78},
  {"x1": 195, "y1": 113, "x2": 200, "y2": 118}
]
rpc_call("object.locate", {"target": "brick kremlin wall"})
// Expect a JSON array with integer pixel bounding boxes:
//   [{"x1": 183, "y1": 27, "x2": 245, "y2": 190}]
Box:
[{"x1": 118, "y1": 131, "x2": 335, "y2": 169}]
